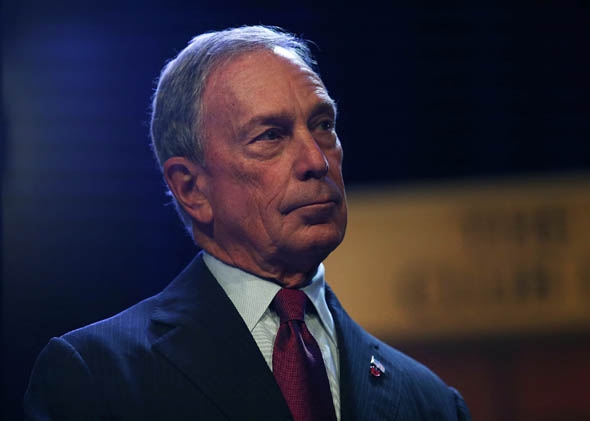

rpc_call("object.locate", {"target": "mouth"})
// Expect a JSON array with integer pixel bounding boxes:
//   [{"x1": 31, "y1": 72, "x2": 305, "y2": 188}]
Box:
[
  {"x1": 283, "y1": 195, "x2": 341, "y2": 215},
  {"x1": 300, "y1": 199, "x2": 337, "y2": 209}
]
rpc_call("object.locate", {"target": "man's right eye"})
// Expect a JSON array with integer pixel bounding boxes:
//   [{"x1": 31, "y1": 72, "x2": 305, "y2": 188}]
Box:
[{"x1": 255, "y1": 128, "x2": 283, "y2": 141}]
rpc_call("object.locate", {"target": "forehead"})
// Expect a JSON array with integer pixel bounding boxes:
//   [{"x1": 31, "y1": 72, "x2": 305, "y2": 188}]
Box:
[{"x1": 203, "y1": 49, "x2": 332, "y2": 110}]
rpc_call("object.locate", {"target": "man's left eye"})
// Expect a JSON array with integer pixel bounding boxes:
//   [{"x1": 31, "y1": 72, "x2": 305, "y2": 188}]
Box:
[{"x1": 318, "y1": 120, "x2": 334, "y2": 131}]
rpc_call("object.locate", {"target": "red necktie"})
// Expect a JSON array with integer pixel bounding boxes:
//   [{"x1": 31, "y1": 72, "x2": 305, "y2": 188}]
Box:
[{"x1": 271, "y1": 289, "x2": 337, "y2": 421}]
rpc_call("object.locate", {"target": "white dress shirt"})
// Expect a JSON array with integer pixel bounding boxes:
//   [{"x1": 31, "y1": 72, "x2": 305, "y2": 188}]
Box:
[{"x1": 203, "y1": 252, "x2": 341, "y2": 419}]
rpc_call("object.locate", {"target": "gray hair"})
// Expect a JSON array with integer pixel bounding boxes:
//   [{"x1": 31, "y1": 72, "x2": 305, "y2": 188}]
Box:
[{"x1": 149, "y1": 25, "x2": 318, "y2": 239}]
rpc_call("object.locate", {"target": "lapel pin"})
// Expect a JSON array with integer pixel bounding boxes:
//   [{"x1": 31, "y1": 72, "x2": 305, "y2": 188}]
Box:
[{"x1": 370, "y1": 355, "x2": 385, "y2": 377}]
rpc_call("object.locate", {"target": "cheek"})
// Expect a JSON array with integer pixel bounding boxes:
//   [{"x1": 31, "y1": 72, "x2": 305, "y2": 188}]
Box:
[
  {"x1": 242, "y1": 164, "x2": 289, "y2": 201},
  {"x1": 328, "y1": 163, "x2": 345, "y2": 189},
  {"x1": 225, "y1": 168, "x2": 285, "y2": 217},
  {"x1": 327, "y1": 147, "x2": 344, "y2": 172}
]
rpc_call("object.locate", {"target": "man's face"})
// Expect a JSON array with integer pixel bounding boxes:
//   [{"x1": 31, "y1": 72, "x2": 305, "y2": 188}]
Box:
[{"x1": 198, "y1": 48, "x2": 347, "y2": 279}]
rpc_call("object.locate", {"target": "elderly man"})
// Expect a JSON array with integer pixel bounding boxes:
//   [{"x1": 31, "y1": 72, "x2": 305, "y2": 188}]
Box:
[{"x1": 25, "y1": 25, "x2": 470, "y2": 420}]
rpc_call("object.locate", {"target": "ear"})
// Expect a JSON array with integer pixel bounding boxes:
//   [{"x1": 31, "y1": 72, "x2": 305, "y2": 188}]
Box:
[{"x1": 163, "y1": 157, "x2": 213, "y2": 224}]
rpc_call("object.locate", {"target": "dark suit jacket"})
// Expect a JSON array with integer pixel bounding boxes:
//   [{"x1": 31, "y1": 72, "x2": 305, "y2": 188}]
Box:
[{"x1": 25, "y1": 253, "x2": 470, "y2": 420}]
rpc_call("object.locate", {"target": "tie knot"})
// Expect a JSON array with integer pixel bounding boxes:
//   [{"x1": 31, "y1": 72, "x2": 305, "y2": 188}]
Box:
[{"x1": 272, "y1": 289, "x2": 307, "y2": 323}]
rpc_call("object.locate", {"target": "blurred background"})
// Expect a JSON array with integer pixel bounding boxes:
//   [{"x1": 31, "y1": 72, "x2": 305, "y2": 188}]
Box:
[{"x1": 3, "y1": 1, "x2": 589, "y2": 419}]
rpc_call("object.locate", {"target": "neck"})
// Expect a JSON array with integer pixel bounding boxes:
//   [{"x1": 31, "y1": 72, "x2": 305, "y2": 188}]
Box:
[{"x1": 200, "y1": 244, "x2": 319, "y2": 289}]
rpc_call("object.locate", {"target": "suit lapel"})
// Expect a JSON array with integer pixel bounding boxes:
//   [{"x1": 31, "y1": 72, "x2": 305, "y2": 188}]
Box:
[
  {"x1": 150, "y1": 253, "x2": 291, "y2": 420},
  {"x1": 147, "y1": 255, "x2": 400, "y2": 420},
  {"x1": 326, "y1": 285, "x2": 402, "y2": 421}
]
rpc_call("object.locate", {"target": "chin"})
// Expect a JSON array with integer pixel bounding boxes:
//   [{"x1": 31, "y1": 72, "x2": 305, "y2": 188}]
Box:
[
  {"x1": 277, "y1": 233, "x2": 343, "y2": 276},
  {"x1": 279, "y1": 217, "x2": 346, "y2": 260},
  {"x1": 295, "y1": 229, "x2": 345, "y2": 260}
]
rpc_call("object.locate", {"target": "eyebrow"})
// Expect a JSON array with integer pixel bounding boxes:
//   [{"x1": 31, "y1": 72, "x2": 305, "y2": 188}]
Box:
[{"x1": 310, "y1": 99, "x2": 338, "y2": 120}]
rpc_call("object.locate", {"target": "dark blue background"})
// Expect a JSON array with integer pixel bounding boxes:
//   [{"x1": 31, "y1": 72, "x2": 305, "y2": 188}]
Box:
[{"x1": 3, "y1": 2, "x2": 589, "y2": 418}]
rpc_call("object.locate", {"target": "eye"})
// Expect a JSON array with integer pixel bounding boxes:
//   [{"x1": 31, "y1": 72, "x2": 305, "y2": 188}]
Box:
[
  {"x1": 254, "y1": 128, "x2": 284, "y2": 142},
  {"x1": 314, "y1": 117, "x2": 336, "y2": 134},
  {"x1": 318, "y1": 119, "x2": 335, "y2": 131}
]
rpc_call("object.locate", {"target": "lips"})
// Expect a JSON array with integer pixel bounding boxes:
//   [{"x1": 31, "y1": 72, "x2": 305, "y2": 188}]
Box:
[{"x1": 282, "y1": 188, "x2": 343, "y2": 215}]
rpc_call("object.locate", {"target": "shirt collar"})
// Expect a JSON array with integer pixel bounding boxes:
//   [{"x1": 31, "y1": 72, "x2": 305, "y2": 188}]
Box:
[{"x1": 202, "y1": 252, "x2": 336, "y2": 341}]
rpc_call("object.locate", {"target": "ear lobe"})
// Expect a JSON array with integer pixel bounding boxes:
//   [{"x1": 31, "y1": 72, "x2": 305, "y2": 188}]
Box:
[{"x1": 163, "y1": 157, "x2": 213, "y2": 224}]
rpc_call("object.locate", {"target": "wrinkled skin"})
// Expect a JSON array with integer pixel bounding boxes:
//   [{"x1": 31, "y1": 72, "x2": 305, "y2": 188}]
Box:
[{"x1": 192, "y1": 48, "x2": 347, "y2": 287}]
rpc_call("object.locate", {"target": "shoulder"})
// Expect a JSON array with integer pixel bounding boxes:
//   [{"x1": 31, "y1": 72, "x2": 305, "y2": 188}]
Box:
[
  {"x1": 326, "y1": 286, "x2": 470, "y2": 419},
  {"x1": 376, "y1": 337, "x2": 443, "y2": 386},
  {"x1": 25, "y1": 289, "x2": 178, "y2": 420},
  {"x1": 62, "y1": 293, "x2": 159, "y2": 351},
  {"x1": 25, "y1": 290, "x2": 164, "y2": 396},
  {"x1": 352, "y1": 329, "x2": 471, "y2": 420},
  {"x1": 359, "y1": 328, "x2": 448, "y2": 391},
  {"x1": 326, "y1": 287, "x2": 446, "y2": 387},
  {"x1": 58, "y1": 252, "x2": 211, "y2": 353}
]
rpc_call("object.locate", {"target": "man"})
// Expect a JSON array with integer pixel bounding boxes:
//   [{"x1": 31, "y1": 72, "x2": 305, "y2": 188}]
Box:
[{"x1": 25, "y1": 25, "x2": 470, "y2": 420}]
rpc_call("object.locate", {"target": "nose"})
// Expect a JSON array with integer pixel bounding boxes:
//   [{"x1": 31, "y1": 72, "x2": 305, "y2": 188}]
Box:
[{"x1": 294, "y1": 130, "x2": 329, "y2": 180}]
